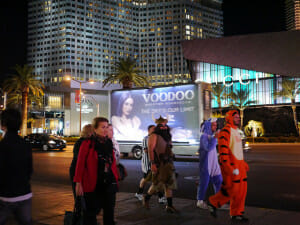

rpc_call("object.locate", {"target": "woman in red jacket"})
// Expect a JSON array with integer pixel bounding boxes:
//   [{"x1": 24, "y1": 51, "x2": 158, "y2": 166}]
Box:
[{"x1": 74, "y1": 117, "x2": 119, "y2": 225}]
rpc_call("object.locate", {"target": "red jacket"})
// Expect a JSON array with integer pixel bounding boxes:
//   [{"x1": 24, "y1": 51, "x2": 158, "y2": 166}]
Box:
[{"x1": 73, "y1": 139, "x2": 119, "y2": 193}]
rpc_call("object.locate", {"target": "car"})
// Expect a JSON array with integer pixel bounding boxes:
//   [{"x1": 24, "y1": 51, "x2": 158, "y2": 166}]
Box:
[{"x1": 24, "y1": 133, "x2": 66, "y2": 151}]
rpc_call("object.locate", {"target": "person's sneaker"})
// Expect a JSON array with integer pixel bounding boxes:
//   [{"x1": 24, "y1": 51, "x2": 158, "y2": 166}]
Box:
[
  {"x1": 219, "y1": 203, "x2": 230, "y2": 210},
  {"x1": 135, "y1": 193, "x2": 143, "y2": 201},
  {"x1": 142, "y1": 196, "x2": 150, "y2": 209},
  {"x1": 158, "y1": 196, "x2": 167, "y2": 204},
  {"x1": 165, "y1": 205, "x2": 179, "y2": 214},
  {"x1": 207, "y1": 203, "x2": 217, "y2": 218},
  {"x1": 231, "y1": 215, "x2": 249, "y2": 222},
  {"x1": 196, "y1": 200, "x2": 208, "y2": 209}
]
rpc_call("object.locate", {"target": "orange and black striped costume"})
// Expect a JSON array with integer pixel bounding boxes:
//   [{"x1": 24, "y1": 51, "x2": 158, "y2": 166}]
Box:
[{"x1": 209, "y1": 110, "x2": 249, "y2": 216}]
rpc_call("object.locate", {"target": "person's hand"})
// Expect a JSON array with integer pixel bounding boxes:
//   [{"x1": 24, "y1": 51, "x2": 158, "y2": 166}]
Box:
[
  {"x1": 151, "y1": 164, "x2": 157, "y2": 174},
  {"x1": 232, "y1": 169, "x2": 239, "y2": 175},
  {"x1": 76, "y1": 182, "x2": 83, "y2": 196}
]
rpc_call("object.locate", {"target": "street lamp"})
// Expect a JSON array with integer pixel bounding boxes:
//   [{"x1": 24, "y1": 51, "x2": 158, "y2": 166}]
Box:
[{"x1": 65, "y1": 76, "x2": 94, "y2": 133}]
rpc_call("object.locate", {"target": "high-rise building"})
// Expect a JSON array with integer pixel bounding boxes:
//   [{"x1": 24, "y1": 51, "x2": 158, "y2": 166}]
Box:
[
  {"x1": 27, "y1": 0, "x2": 223, "y2": 86},
  {"x1": 285, "y1": 0, "x2": 300, "y2": 30}
]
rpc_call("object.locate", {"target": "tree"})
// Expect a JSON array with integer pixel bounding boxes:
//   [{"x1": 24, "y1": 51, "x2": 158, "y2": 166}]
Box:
[
  {"x1": 6, "y1": 90, "x2": 44, "y2": 110},
  {"x1": 3, "y1": 65, "x2": 44, "y2": 136},
  {"x1": 102, "y1": 57, "x2": 149, "y2": 89},
  {"x1": 228, "y1": 89, "x2": 256, "y2": 129},
  {"x1": 211, "y1": 84, "x2": 228, "y2": 115},
  {"x1": 273, "y1": 79, "x2": 300, "y2": 136}
]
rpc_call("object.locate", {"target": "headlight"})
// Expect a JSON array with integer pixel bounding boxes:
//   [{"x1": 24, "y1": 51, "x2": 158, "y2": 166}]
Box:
[
  {"x1": 48, "y1": 140, "x2": 56, "y2": 144},
  {"x1": 245, "y1": 142, "x2": 249, "y2": 147},
  {"x1": 62, "y1": 140, "x2": 67, "y2": 143}
]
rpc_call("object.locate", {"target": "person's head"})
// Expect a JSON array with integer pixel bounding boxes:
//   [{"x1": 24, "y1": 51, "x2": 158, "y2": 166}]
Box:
[
  {"x1": 200, "y1": 118, "x2": 217, "y2": 135},
  {"x1": 107, "y1": 123, "x2": 114, "y2": 139},
  {"x1": 92, "y1": 117, "x2": 109, "y2": 137},
  {"x1": 147, "y1": 125, "x2": 155, "y2": 135},
  {"x1": 225, "y1": 110, "x2": 240, "y2": 128},
  {"x1": 153, "y1": 116, "x2": 171, "y2": 142},
  {"x1": 116, "y1": 92, "x2": 134, "y2": 118},
  {"x1": 211, "y1": 121, "x2": 217, "y2": 132},
  {"x1": 0, "y1": 108, "x2": 22, "y2": 132},
  {"x1": 80, "y1": 124, "x2": 93, "y2": 138}
]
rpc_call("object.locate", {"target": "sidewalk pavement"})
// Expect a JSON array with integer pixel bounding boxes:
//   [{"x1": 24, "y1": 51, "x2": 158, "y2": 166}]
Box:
[{"x1": 7, "y1": 182, "x2": 300, "y2": 225}]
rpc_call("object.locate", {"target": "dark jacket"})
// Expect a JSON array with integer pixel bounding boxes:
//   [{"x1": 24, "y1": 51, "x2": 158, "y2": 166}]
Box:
[
  {"x1": 0, "y1": 131, "x2": 33, "y2": 197},
  {"x1": 69, "y1": 137, "x2": 85, "y2": 180}
]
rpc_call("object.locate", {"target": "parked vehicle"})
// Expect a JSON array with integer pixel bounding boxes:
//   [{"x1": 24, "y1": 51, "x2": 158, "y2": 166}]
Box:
[{"x1": 24, "y1": 133, "x2": 66, "y2": 151}]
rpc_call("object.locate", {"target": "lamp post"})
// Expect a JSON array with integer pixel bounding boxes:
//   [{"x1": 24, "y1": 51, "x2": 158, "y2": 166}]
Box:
[{"x1": 65, "y1": 76, "x2": 94, "y2": 133}]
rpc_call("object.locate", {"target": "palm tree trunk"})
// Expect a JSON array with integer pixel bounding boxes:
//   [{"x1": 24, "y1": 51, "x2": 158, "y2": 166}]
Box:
[
  {"x1": 240, "y1": 109, "x2": 244, "y2": 130},
  {"x1": 291, "y1": 103, "x2": 299, "y2": 136},
  {"x1": 21, "y1": 91, "x2": 28, "y2": 136},
  {"x1": 218, "y1": 99, "x2": 222, "y2": 116}
]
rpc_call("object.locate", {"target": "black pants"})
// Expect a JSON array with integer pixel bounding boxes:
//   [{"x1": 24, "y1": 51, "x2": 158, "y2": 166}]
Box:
[{"x1": 83, "y1": 188, "x2": 116, "y2": 225}]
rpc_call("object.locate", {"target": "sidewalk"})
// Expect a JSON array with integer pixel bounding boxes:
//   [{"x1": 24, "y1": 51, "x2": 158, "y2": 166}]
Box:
[{"x1": 7, "y1": 182, "x2": 300, "y2": 225}]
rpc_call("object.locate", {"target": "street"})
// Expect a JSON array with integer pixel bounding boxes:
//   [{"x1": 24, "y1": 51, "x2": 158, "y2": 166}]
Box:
[{"x1": 31, "y1": 144, "x2": 300, "y2": 212}]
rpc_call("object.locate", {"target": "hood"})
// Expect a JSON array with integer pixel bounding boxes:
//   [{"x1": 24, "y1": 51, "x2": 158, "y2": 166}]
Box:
[
  {"x1": 225, "y1": 110, "x2": 239, "y2": 128},
  {"x1": 200, "y1": 118, "x2": 217, "y2": 136}
]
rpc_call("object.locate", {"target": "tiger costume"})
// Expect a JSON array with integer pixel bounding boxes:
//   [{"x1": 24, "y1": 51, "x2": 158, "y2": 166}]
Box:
[{"x1": 208, "y1": 110, "x2": 249, "y2": 221}]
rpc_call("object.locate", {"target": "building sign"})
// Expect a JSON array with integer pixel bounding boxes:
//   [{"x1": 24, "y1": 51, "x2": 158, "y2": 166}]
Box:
[
  {"x1": 110, "y1": 84, "x2": 199, "y2": 142},
  {"x1": 223, "y1": 73, "x2": 259, "y2": 87},
  {"x1": 75, "y1": 98, "x2": 94, "y2": 113},
  {"x1": 75, "y1": 90, "x2": 80, "y2": 103}
]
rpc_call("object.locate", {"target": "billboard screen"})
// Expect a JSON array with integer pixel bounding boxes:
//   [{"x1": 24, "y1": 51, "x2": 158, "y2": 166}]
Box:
[{"x1": 110, "y1": 84, "x2": 199, "y2": 142}]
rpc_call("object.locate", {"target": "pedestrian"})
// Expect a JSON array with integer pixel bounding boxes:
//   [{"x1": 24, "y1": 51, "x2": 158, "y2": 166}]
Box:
[
  {"x1": 74, "y1": 117, "x2": 119, "y2": 225},
  {"x1": 196, "y1": 118, "x2": 222, "y2": 209},
  {"x1": 143, "y1": 116, "x2": 178, "y2": 213},
  {"x1": 208, "y1": 110, "x2": 249, "y2": 222},
  {"x1": 135, "y1": 125, "x2": 166, "y2": 204},
  {"x1": 0, "y1": 108, "x2": 33, "y2": 225},
  {"x1": 107, "y1": 124, "x2": 120, "y2": 165},
  {"x1": 69, "y1": 124, "x2": 94, "y2": 199}
]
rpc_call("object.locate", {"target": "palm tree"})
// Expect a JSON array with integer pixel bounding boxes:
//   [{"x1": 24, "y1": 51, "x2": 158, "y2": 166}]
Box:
[
  {"x1": 273, "y1": 79, "x2": 300, "y2": 136},
  {"x1": 228, "y1": 89, "x2": 256, "y2": 129},
  {"x1": 102, "y1": 57, "x2": 149, "y2": 89},
  {"x1": 211, "y1": 84, "x2": 227, "y2": 115},
  {"x1": 7, "y1": 91, "x2": 44, "y2": 110},
  {"x1": 3, "y1": 65, "x2": 44, "y2": 136}
]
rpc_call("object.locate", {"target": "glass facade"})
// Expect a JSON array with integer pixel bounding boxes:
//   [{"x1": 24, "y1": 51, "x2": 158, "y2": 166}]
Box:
[
  {"x1": 193, "y1": 62, "x2": 300, "y2": 107},
  {"x1": 27, "y1": 0, "x2": 223, "y2": 86}
]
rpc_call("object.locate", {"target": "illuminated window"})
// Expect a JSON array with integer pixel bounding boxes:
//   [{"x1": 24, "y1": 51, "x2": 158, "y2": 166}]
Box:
[
  {"x1": 48, "y1": 96, "x2": 61, "y2": 108},
  {"x1": 174, "y1": 25, "x2": 178, "y2": 30}
]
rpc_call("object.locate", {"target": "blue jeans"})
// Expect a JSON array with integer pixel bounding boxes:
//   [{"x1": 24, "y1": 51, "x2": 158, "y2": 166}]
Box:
[{"x1": 0, "y1": 198, "x2": 32, "y2": 225}]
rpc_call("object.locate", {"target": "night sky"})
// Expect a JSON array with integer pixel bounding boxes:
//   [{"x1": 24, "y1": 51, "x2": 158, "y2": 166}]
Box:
[{"x1": 0, "y1": 0, "x2": 286, "y2": 84}]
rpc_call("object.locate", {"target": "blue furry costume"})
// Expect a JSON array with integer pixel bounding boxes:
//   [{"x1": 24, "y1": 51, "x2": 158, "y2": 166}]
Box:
[{"x1": 197, "y1": 119, "x2": 222, "y2": 201}]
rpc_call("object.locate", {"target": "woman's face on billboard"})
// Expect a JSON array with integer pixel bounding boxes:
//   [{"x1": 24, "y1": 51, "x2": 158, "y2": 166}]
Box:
[{"x1": 122, "y1": 97, "x2": 134, "y2": 116}]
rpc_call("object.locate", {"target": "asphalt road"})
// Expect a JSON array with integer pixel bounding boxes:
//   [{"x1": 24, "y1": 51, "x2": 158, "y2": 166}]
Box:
[{"x1": 31, "y1": 144, "x2": 300, "y2": 212}]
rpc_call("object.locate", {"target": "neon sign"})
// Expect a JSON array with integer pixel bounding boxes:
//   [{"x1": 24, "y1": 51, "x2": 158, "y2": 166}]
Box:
[{"x1": 223, "y1": 74, "x2": 259, "y2": 87}]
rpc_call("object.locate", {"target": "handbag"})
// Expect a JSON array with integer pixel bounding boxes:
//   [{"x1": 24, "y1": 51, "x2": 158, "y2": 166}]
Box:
[
  {"x1": 64, "y1": 196, "x2": 85, "y2": 225},
  {"x1": 117, "y1": 163, "x2": 128, "y2": 181}
]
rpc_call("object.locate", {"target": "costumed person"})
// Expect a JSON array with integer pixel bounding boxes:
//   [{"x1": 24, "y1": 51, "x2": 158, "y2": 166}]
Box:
[
  {"x1": 196, "y1": 118, "x2": 222, "y2": 209},
  {"x1": 143, "y1": 116, "x2": 178, "y2": 213},
  {"x1": 135, "y1": 125, "x2": 166, "y2": 204},
  {"x1": 208, "y1": 110, "x2": 249, "y2": 222}
]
